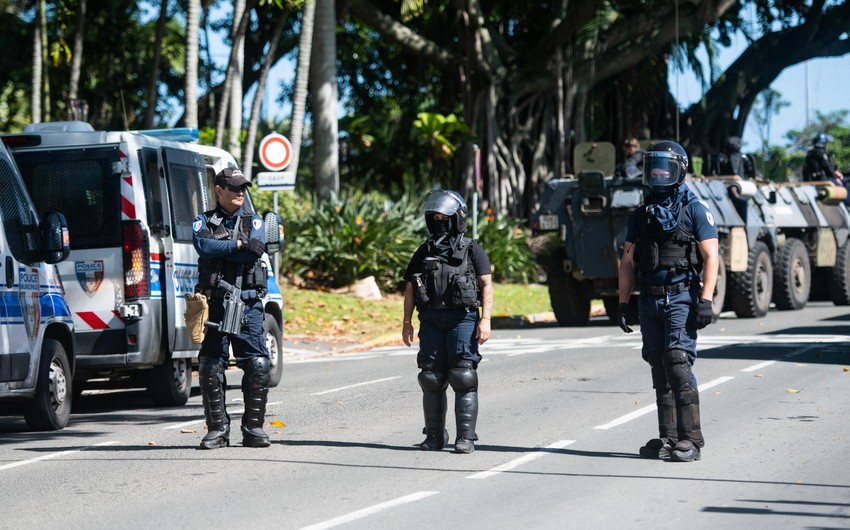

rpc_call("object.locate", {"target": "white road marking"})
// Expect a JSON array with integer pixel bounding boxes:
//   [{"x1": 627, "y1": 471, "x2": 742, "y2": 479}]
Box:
[
  {"x1": 742, "y1": 360, "x2": 776, "y2": 372},
  {"x1": 0, "y1": 441, "x2": 120, "y2": 472},
  {"x1": 311, "y1": 377, "x2": 401, "y2": 396},
  {"x1": 466, "y1": 439, "x2": 576, "y2": 480},
  {"x1": 297, "y1": 491, "x2": 439, "y2": 530},
  {"x1": 594, "y1": 376, "x2": 735, "y2": 430}
]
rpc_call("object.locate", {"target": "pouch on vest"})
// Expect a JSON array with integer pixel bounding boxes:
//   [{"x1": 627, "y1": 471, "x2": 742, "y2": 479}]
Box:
[
  {"x1": 183, "y1": 292, "x2": 209, "y2": 344},
  {"x1": 451, "y1": 273, "x2": 479, "y2": 307}
]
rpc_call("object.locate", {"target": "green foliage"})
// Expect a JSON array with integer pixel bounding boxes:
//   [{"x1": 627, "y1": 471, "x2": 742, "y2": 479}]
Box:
[
  {"x1": 784, "y1": 110, "x2": 850, "y2": 178},
  {"x1": 413, "y1": 112, "x2": 472, "y2": 159},
  {"x1": 473, "y1": 211, "x2": 537, "y2": 284}
]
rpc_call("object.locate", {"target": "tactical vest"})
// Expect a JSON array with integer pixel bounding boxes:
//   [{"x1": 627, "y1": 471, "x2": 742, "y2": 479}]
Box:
[
  {"x1": 413, "y1": 238, "x2": 481, "y2": 309},
  {"x1": 197, "y1": 209, "x2": 267, "y2": 295},
  {"x1": 635, "y1": 201, "x2": 703, "y2": 278}
]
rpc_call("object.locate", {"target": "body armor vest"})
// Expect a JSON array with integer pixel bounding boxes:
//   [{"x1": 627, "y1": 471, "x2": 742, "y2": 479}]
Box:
[
  {"x1": 635, "y1": 200, "x2": 702, "y2": 277},
  {"x1": 197, "y1": 209, "x2": 267, "y2": 295},
  {"x1": 413, "y1": 238, "x2": 481, "y2": 309}
]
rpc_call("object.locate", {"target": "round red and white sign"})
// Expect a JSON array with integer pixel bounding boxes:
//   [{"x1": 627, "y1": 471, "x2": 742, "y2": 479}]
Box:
[{"x1": 258, "y1": 133, "x2": 292, "y2": 171}]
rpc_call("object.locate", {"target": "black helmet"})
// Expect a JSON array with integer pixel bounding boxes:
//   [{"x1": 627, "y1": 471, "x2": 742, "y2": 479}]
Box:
[
  {"x1": 423, "y1": 190, "x2": 468, "y2": 236},
  {"x1": 813, "y1": 133, "x2": 830, "y2": 148},
  {"x1": 643, "y1": 140, "x2": 688, "y2": 190},
  {"x1": 727, "y1": 136, "x2": 742, "y2": 152}
]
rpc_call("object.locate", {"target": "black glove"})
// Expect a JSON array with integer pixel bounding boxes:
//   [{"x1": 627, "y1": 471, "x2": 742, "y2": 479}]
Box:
[
  {"x1": 246, "y1": 237, "x2": 266, "y2": 258},
  {"x1": 694, "y1": 299, "x2": 713, "y2": 330},
  {"x1": 617, "y1": 302, "x2": 633, "y2": 333}
]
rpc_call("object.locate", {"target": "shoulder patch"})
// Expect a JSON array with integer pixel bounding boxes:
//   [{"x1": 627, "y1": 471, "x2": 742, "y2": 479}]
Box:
[
  {"x1": 193, "y1": 219, "x2": 203, "y2": 232},
  {"x1": 705, "y1": 211, "x2": 715, "y2": 226},
  {"x1": 253, "y1": 218, "x2": 262, "y2": 231}
]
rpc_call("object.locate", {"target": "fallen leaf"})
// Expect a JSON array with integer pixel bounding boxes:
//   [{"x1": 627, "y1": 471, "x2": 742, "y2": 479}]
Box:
[
  {"x1": 754, "y1": 374, "x2": 764, "y2": 378},
  {"x1": 844, "y1": 367, "x2": 849, "y2": 372},
  {"x1": 179, "y1": 429, "x2": 197, "y2": 434},
  {"x1": 270, "y1": 420, "x2": 285, "y2": 428},
  {"x1": 787, "y1": 388, "x2": 800, "y2": 393},
  {"x1": 148, "y1": 441, "x2": 157, "y2": 445},
  {"x1": 714, "y1": 391, "x2": 721, "y2": 395}
]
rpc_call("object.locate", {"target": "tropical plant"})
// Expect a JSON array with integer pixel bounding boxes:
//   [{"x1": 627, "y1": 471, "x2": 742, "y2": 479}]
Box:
[{"x1": 473, "y1": 211, "x2": 537, "y2": 284}]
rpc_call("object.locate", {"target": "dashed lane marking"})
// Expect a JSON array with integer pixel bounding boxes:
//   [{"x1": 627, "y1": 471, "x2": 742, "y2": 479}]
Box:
[
  {"x1": 311, "y1": 377, "x2": 402, "y2": 396},
  {"x1": 296, "y1": 491, "x2": 440, "y2": 530},
  {"x1": 466, "y1": 439, "x2": 577, "y2": 480},
  {"x1": 0, "y1": 441, "x2": 120, "y2": 472}
]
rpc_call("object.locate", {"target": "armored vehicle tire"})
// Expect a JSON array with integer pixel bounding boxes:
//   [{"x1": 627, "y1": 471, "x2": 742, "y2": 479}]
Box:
[
  {"x1": 265, "y1": 314, "x2": 284, "y2": 387},
  {"x1": 24, "y1": 339, "x2": 72, "y2": 431},
  {"x1": 830, "y1": 240, "x2": 850, "y2": 306},
  {"x1": 712, "y1": 253, "x2": 727, "y2": 321},
  {"x1": 773, "y1": 238, "x2": 811, "y2": 310},
  {"x1": 727, "y1": 240, "x2": 773, "y2": 318},
  {"x1": 148, "y1": 357, "x2": 192, "y2": 407},
  {"x1": 548, "y1": 249, "x2": 590, "y2": 326}
]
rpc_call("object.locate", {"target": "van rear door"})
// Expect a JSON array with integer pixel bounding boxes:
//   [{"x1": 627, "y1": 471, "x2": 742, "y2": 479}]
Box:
[{"x1": 161, "y1": 146, "x2": 209, "y2": 354}]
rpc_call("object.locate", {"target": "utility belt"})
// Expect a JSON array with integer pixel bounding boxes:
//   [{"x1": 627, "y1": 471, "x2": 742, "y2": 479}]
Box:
[
  {"x1": 641, "y1": 281, "x2": 691, "y2": 296},
  {"x1": 201, "y1": 287, "x2": 263, "y2": 300}
]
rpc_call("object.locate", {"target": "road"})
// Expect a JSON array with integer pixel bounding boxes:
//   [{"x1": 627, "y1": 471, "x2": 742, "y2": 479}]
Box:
[{"x1": 1, "y1": 302, "x2": 849, "y2": 529}]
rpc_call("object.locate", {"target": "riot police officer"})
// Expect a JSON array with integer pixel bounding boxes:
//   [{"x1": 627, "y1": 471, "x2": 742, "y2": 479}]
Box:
[
  {"x1": 804, "y1": 133, "x2": 843, "y2": 182},
  {"x1": 402, "y1": 190, "x2": 493, "y2": 454},
  {"x1": 617, "y1": 141, "x2": 719, "y2": 462},
  {"x1": 192, "y1": 167, "x2": 271, "y2": 449},
  {"x1": 716, "y1": 136, "x2": 756, "y2": 180}
]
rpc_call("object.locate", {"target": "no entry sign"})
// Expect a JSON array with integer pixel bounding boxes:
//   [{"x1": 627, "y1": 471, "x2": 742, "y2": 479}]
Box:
[{"x1": 258, "y1": 132, "x2": 292, "y2": 171}]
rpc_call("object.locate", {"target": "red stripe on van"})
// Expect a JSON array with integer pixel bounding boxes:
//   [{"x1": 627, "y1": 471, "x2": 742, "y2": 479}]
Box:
[
  {"x1": 121, "y1": 195, "x2": 136, "y2": 219},
  {"x1": 78, "y1": 311, "x2": 110, "y2": 330}
]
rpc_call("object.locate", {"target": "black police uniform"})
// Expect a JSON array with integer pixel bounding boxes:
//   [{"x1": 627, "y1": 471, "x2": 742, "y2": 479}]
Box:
[
  {"x1": 193, "y1": 202, "x2": 270, "y2": 449},
  {"x1": 405, "y1": 235, "x2": 491, "y2": 452}
]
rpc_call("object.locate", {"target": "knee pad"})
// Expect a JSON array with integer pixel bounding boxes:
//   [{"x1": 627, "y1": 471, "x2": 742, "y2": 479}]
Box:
[
  {"x1": 243, "y1": 356, "x2": 270, "y2": 386},
  {"x1": 199, "y1": 359, "x2": 224, "y2": 389},
  {"x1": 418, "y1": 371, "x2": 448, "y2": 392},
  {"x1": 448, "y1": 363, "x2": 478, "y2": 392},
  {"x1": 663, "y1": 349, "x2": 693, "y2": 390}
]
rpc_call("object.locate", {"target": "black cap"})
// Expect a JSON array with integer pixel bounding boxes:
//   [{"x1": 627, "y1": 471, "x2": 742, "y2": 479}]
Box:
[{"x1": 215, "y1": 167, "x2": 251, "y2": 188}]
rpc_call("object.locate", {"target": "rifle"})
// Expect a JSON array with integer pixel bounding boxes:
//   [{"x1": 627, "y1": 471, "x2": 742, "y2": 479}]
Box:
[{"x1": 204, "y1": 267, "x2": 246, "y2": 336}]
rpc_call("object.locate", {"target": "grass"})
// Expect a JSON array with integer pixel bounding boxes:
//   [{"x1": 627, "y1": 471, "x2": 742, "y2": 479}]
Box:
[{"x1": 282, "y1": 282, "x2": 553, "y2": 341}]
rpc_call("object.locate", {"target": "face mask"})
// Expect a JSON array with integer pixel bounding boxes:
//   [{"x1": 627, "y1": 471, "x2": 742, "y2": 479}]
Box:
[{"x1": 429, "y1": 218, "x2": 451, "y2": 236}]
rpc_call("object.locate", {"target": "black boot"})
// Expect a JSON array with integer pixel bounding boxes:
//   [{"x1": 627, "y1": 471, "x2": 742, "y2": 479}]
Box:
[
  {"x1": 640, "y1": 388, "x2": 677, "y2": 459},
  {"x1": 241, "y1": 357, "x2": 271, "y2": 448},
  {"x1": 671, "y1": 387, "x2": 703, "y2": 462},
  {"x1": 454, "y1": 390, "x2": 478, "y2": 454},
  {"x1": 199, "y1": 359, "x2": 229, "y2": 450},
  {"x1": 419, "y1": 390, "x2": 448, "y2": 451}
]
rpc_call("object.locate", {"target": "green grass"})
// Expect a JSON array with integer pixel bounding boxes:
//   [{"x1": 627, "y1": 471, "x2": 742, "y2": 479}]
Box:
[{"x1": 282, "y1": 282, "x2": 552, "y2": 341}]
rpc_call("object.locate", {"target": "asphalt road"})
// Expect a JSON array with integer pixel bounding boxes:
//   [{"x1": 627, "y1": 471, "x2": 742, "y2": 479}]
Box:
[{"x1": 1, "y1": 302, "x2": 849, "y2": 529}]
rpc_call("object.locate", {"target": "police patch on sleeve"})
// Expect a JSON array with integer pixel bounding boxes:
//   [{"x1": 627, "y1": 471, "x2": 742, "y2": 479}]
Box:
[
  {"x1": 705, "y1": 211, "x2": 715, "y2": 226},
  {"x1": 193, "y1": 219, "x2": 203, "y2": 232},
  {"x1": 253, "y1": 218, "x2": 262, "y2": 231}
]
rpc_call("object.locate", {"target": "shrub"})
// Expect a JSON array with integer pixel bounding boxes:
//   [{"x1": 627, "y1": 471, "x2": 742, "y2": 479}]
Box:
[{"x1": 473, "y1": 211, "x2": 537, "y2": 283}]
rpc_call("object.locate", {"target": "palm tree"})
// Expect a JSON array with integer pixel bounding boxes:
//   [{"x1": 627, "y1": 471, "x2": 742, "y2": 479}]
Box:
[
  {"x1": 68, "y1": 0, "x2": 87, "y2": 116},
  {"x1": 227, "y1": 0, "x2": 246, "y2": 156},
  {"x1": 144, "y1": 0, "x2": 169, "y2": 128},
  {"x1": 288, "y1": 0, "x2": 315, "y2": 181},
  {"x1": 311, "y1": 0, "x2": 338, "y2": 200},
  {"x1": 184, "y1": 0, "x2": 200, "y2": 129}
]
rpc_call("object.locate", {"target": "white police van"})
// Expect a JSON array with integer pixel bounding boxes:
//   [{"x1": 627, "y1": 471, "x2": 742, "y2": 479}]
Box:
[
  {"x1": 2, "y1": 122, "x2": 284, "y2": 407},
  {"x1": 0, "y1": 141, "x2": 75, "y2": 430}
]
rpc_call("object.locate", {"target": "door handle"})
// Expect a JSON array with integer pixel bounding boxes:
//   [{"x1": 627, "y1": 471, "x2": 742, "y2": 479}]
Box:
[{"x1": 5, "y1": 256, "x2": 12, "y2": 288}]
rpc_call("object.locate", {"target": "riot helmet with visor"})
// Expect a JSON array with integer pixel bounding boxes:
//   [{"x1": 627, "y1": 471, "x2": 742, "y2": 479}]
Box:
[
  {"x1": 423, "y1": 190, "x2": 468, "y2": 236},
  {"x1": 643, "y1": 141, "x2": 689, "y2": 191}
]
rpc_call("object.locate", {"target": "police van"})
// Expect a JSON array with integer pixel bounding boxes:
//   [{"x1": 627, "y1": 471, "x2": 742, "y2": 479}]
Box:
[
  {"x1": 2, "y1": 122, "x2": 284, "y2": 407},
  {"x1": 0, "y1": 141, "x2": 75, "y2": 430}
]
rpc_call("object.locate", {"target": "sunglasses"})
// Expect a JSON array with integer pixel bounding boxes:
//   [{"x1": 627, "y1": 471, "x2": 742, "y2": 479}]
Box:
[{"x1": 223, "y1": 184, "x2": 247, "y2": 193}]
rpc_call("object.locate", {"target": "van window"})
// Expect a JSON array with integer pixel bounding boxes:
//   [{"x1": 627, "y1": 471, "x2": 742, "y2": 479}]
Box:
[
  {"x1": 163, "y1": 147, "x2": 208, "y2": 242},
  {"x1": 15, "y1": 147, "x2": 122, "y2": 249},
  {"x1": 0, "y1": 157, "x2": 39, "y2": 263}
]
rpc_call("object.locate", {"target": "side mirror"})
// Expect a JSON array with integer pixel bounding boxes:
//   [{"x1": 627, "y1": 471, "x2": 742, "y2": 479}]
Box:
[
  {"x1": 263, "y1": 211, "x2": 284, "y2": 255},
  {"x1": 41, "y1": 211, "x2": 70, "y2": 264}
]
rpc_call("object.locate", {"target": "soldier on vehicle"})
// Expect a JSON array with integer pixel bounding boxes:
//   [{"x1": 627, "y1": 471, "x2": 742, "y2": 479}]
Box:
[
  {"x1": 192, "y1": 168, "x2": 272, "y2": 449},
  {"x1": 714, "y1": 136, "x2": 757, "y2": 180},
  {"x1": 803, "y1": 133, "x2": 843, "y2": 182},
  {"x1": 402, "y1": 190, "x2": 494, "y2": 454},
  {"x1": 615, "y1": 137, "x2": 645, "y2": 179},
  {"x1": 617, "y1": 141, "x2": 719, "y2": 462}
]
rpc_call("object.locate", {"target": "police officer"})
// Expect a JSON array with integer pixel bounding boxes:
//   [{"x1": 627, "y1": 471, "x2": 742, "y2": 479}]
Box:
[
  {"x1": 804, "y1": 133, "x2": 843, "y2": 182},
  {"x1": 192, "y1": 167, "x2": 271, "y2": 449},
  {"x1": 402, "y1": 190, "x2": 493, "y2": 454},
  {"x1": 615, "y1": 137, "x2": 645, "y2": 179},
  {"x1": 617, "y1": 141, "x2": 719, "y2": 462},
  {"x1": 717, "y1": 136, "x2": 756, "y2": 180}
]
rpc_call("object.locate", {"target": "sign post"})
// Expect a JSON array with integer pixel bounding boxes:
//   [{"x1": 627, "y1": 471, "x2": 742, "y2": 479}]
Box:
[{"x1": 257, "y1": 133, "x2": 294, "y2": 276}]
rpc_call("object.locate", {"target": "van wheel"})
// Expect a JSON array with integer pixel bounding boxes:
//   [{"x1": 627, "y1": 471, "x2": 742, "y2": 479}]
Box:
[
  {"x1": 148, "y1": 358, "x2": 191, "y2": 406},
  {"x1": 24, "y1": 339, "x2": 72, "y2": 431},
  {"x1": 265, "y1": 315, "x2": 283, "y2": 387},
  {"x1": 773, "y1": 238, "x2": 810, "y2": 310}
]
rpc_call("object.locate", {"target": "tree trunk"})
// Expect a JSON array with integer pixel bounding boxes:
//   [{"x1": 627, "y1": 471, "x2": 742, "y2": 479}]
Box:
[
  {"x1": 227, "y1": 0, "x2": 246, "y2": 157},
  {"x1": 39, "y1": 0, "x2": 50, "y2": 122},
  {"x1": 311, "y1": 0, "x2": 339, "y2": 201},
  {"x1": 31, "y1": 0, "x2": 42, "y2": 123},
  {"x1": 144, "y1": 0, "x2": 169, "y2": 128},
  {"x1": 243, "y1": 12, "x2": 288, "y2": 179},
  {"x1": 214, "y1": 0, "x2": 257, "y2": 150},
  {"x1": 184, "y1": 0, "x2": 200, "y2": 129},
  {"x1": 289, "y1": 0, "x2": 316, "y2": 183},
  {"x1": 68, "y1": 0, "x2": 86, "y2": 105}
]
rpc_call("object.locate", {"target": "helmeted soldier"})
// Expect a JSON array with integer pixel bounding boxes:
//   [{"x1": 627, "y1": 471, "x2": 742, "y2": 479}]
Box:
[
  {"x1": 192, "y1": 167, "x2": 271, "y2": 449},
  {"x1": 717, "y1": 136, "x2": 756, "y2": 180},
  {"x1": 402, "y1": 190, "x2": 494, "y2": 454},
  {"x1": 617, "y1": 141, "x2": 719, "y2": 462},
  {"x1": 803, "y1": 133, "x2": 843, "y2": 182}
]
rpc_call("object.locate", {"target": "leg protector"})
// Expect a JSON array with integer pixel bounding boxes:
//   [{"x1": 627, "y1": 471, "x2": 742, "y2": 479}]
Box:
[
  {"x1": 663, "y1": 349, "x2": 703, "y2": 447},
  {"x1": 198, "y1": 359, "x2": 229, "y2": 450},
  {"x1": 241, "y1": 356, "x2": 271, "y2": 448},
  {"x1": 418, "y1": 371, "x2": 448, "y2": 450},
  {"x1": 639, "y1": 364, "x2": 677, "y2": 458},
  {"x1": 449, "y1": 361, "x2": 479, "y2": 453}
]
